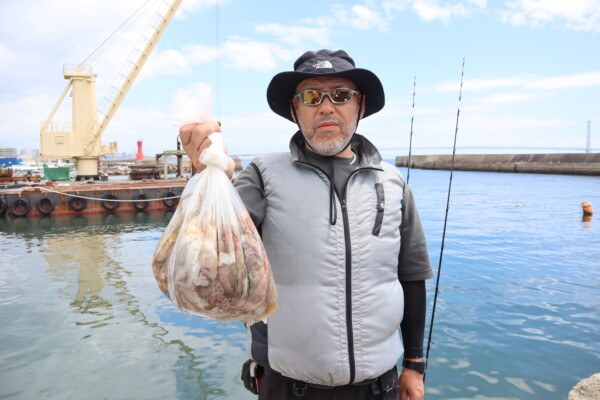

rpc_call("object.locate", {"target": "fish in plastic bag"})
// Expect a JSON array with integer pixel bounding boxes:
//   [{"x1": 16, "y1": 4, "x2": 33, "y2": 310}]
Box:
[{"x1": 152, "y1": 132, "x2": 277, "y2": 324}]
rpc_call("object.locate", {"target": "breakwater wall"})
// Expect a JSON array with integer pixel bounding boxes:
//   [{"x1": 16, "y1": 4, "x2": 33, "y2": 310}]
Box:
[{"x1": 395, "y1": 153, "x2": 600, "y2": 176}]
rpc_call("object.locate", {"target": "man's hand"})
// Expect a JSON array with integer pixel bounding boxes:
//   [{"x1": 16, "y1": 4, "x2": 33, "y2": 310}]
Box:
[
  {"x1": 398, "y1": 367, "x2": 424, "y2": 400},
  {"x1": 179, "y1": 121, "x2": 235, "y2": 178}
]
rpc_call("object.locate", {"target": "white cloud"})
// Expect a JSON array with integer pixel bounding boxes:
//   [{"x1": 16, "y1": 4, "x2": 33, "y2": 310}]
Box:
[
  {"x1": 500, "y1": 0, "x2": 600, "y2": 32},
  {"x1": 469, "y1": 0, "x2": 488, "y2": 8},
  {"x1": 255, "y1": 4, "x2": 389, "y2": 47},
  {"x1": 432, "y1": 76, "x2": 529, "y2": 92},
  {"x1": 412, "y1": 1, "x2": 471, "y2": 23},
  {"x1": 382, "y1": 0, "x2": 600, "y2": 30},
  {"x1": 478, "y1": 92, "x2": 538, "y2": 105},
  {"x1": 255, "y1": 23, "x2": 333, "y2": 47},
  {"x1": 0, "y1": 93, "x2": 69, "y2": 151},
  {"x1": 332, "y1": 5, "x2": 390, "y2": 31},
  {"x1": 381, "y1": 0, "x2": 487, "y2": 23},
  {"x1": 141, "y1": 49, "x2": 194, "y2": 77},
  {"x1": 432, "y1": 71, "x2": 600, "y2": 92},
  {"x1": 177, "y1": 0, "x2": 230, "y2": 17},
  {"x1": 220, "y1": 40, "x2": 290, "y2": 72},
  {"x1": 0, "y1": 0, "x2": 139, "y2": 48},
  {"x1": 382, "y1": 0, "x2": 410, "y2": 16},
  {"x1": 525, "y1": 71, "x2": 600, "y2": 89},
  {"x1": 183, "y1": 44, "x2": 220, "y2": 64}
]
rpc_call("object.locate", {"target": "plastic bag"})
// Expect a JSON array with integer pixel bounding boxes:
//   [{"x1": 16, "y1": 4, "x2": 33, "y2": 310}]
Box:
[
  {"x1": 152, "y1": 133, "x2": 278, "y2": 324},
  {"x1": 170, "y1": 83, "x2": 214, "y2": 126}
]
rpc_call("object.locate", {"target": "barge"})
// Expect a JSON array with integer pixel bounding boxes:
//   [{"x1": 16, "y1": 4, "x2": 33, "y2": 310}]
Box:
[{"x1": 0, "y1": 179, "x2": 186, "y2": 218}]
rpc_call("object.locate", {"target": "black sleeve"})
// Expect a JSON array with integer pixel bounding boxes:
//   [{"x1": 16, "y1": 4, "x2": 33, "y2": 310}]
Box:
[{"x1": 400, "y1": 280, "x2": 426, "y2": 359}]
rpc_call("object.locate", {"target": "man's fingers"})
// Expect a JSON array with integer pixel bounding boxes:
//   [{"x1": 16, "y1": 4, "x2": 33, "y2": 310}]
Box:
[
  {"x1": 178, "y1": 123, "x2": 195, "y2": 146},
  {"x1": 178, "y1": 120, "x2": 225, "y2": 171},
  {"x1": 179, "y1": 121, "x2": 221, "y2": 147}
]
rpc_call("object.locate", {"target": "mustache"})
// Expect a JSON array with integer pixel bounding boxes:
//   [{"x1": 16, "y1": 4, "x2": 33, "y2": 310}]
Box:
[{"x1": 312, "y1": 115, "x2": 343, "y2": 129}]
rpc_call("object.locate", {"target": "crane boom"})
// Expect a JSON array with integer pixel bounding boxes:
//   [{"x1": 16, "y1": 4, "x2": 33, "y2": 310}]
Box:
[{"x1": 95, "y1": 0, "x2": 184, "y2": 141}]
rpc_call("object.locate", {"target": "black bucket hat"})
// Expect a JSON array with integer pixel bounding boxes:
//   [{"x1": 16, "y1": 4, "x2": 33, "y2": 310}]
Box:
[{"x1": 266, "y1": 49, "x2": 385, "y2": 122}]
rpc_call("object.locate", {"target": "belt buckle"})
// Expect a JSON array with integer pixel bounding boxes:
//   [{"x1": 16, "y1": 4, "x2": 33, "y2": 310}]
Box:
[{"x1": 293, "y1": 382, "x2": 307, "y2": 397}]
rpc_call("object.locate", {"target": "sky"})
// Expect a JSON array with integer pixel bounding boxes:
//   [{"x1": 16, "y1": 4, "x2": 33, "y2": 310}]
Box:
[{"x1": 0, "y1": 0, "x2": 599, "y2": 160}]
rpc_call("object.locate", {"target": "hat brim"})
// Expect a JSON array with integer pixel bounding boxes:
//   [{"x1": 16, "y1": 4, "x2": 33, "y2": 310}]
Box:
[{"x1": 266, "y1": 68, "x2": 385, "y2": 122}]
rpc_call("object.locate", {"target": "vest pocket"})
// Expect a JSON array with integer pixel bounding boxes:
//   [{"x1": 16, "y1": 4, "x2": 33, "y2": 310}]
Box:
[{"x1": 372, "y1": 183, "x2": 385, "y2": 236}]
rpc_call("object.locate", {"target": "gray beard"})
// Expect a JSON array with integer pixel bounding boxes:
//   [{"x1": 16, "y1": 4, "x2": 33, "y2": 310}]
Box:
[{"x1": 299, "y1": 116, "x2": 356, "y2": 156}]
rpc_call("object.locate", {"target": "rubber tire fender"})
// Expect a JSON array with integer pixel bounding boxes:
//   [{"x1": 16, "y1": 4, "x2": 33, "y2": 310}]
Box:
[
  {"x1": 68, "y1": 196, "x2": 87, "y2": 211},
  {"x1": 132, "y1": 193, "x2": 149, "y2": 211},
  {"x1": 162, "y1": 191, "x2": 179, "y2": 208},
  {"x1": 101, "y1": 193, "x2": 120, "y2": 210},
  {"x1": 36, "y1": 197, "x2": 55, "y2": 215},
  {"x1": 11, "y1": 198, "x2": 30, "y2": 217},
  {"x1": 0, "y1": 198, "x2": 7, "y2": 217}
]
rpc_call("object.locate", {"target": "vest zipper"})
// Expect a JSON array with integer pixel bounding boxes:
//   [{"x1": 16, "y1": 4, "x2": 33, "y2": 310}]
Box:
[
  {"x1": 297, "y1": 160, "x2": 383, "y2": 384},
  {"x1": 340, "y1": 167, "x2": 381, "y2": 384},
  {"x1": 340, "y1": 197, "x2": 356, "y2": 383}
]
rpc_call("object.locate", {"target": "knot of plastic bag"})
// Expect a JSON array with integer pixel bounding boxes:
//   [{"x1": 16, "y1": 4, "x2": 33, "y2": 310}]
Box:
[{"x1": 200, "y1": 132, "x2": 229, "y2": 171}]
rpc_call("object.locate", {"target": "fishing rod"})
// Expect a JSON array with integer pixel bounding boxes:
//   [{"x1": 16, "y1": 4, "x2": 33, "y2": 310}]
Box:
[
  {"x1": 406, "y1": 76, "x2": 416, "y2": 184},
  {"x1": 424, "y1": 57, "x2": 465, "y2": 383}
]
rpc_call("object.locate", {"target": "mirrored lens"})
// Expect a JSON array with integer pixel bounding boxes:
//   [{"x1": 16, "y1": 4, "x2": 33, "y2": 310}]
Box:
[
  {"x1": 330, "y1": 89, "x2": 353, "y2": 103},
  {"x1": 300, "y1": 90, "x2": 324, "y2": 105}
]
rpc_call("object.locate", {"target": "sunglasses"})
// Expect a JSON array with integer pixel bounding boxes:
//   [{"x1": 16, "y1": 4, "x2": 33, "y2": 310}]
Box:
[{"x1": 293, "y1": 88, "x2": 360, "y2": 106}]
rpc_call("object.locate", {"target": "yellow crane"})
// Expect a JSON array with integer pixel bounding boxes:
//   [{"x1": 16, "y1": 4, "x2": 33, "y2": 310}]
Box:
[{"x1": 40, "y1": 0, "x2": 183, "y2": 180}]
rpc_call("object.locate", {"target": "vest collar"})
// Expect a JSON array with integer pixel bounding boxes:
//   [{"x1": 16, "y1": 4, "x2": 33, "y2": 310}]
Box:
[{"x1": 289, "y1": 131, "x2": 383, "y2": 168}]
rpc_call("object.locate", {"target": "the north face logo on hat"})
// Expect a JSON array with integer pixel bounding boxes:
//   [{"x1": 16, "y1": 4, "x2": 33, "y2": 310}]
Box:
[{"x1": 313, "y1": 60, "x2": 333, "y2": 69}]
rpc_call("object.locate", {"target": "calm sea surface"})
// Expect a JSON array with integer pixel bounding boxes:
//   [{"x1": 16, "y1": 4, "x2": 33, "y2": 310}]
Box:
[{"x1": 1, "y1": 168, "x2": 599, "y2": 400}]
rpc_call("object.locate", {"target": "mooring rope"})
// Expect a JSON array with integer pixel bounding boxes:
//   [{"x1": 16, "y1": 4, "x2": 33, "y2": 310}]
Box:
[
  {"x1": 36, "y1": 186, "x2": 181, "y2": 203},
  {"x1": 424, "y1": 57, "x2": 465, "y2": 383}
]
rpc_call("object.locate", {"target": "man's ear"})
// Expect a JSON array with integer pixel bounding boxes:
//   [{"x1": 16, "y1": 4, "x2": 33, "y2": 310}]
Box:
[
  {"x1": 290, "y1": 100, "x2": 297, "y2": 123},
  {"x1": 359, "y1": 95, "x2": 366, "y2": 119}
]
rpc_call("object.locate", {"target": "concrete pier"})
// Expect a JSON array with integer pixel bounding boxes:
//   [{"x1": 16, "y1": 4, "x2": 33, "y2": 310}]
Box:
[{"x1": 395, "y1": 153, "x2": 600, "y2": 176}]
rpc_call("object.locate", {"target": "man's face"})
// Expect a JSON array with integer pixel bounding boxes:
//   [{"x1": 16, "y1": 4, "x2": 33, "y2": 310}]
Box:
[{"x1": 292, "y1": 76, "x2": 364, "y2": 156}]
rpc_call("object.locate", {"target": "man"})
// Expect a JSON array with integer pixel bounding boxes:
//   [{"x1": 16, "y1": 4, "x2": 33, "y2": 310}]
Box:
[{"x1": 179, "y1": 49, "x2": 433, "y2": 400}]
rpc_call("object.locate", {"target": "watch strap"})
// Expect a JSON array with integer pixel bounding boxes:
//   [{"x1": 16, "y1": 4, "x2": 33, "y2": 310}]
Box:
[{"x1": 402, "y1": 358, "x2": 427, "y2": 373}]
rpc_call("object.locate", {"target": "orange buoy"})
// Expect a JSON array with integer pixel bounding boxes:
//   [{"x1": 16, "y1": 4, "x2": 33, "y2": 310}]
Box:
[{"x1": 582, "y1": 202, "x2": 593, "y2": 216}]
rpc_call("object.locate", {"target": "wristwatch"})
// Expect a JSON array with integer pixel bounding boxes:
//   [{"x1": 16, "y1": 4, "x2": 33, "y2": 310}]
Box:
[{"x1": 402, "y1": 358, "x2": 427, "y2": 374}]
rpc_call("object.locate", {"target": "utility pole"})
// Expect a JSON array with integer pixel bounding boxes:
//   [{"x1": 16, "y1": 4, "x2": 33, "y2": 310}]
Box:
[{"x1": 587, "y1": 120, "x2": 591, "y2": 153}]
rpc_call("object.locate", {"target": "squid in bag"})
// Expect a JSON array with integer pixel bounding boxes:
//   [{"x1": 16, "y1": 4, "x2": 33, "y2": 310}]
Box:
[{"x1": 152, "y1": 132, "x2": 277, "y2": 324}]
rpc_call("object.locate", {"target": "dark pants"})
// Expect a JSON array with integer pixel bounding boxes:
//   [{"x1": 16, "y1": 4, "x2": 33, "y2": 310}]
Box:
[{"x1": 257, "y1": 367, "x2": 398, "y2": 400}]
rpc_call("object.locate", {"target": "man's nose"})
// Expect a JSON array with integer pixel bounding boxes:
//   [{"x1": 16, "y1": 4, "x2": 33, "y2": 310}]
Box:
[{"x1": 317, "y1": 95, "x2": 335, "y2": 112}]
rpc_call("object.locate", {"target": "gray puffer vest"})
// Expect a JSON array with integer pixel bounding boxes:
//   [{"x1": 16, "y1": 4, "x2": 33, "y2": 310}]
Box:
[{"x1": 247, "y1": 133, "x2": 406, "y2": 386}]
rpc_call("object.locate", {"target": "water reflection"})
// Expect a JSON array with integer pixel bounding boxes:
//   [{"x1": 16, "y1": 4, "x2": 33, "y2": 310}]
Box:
[
  {"x1": 582, "y1": 214, "x2": 592, "y2": 229},
  {"x1": 0, "y1": 212, "x2": 174, "y2": 240},
  {"x1": 1, "y1": 212, "x2": 229, "y2": 399}
]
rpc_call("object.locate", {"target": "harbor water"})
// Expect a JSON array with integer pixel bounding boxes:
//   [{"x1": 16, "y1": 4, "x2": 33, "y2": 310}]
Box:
[{"x1": 1, "y1": 167, "x2": 599, "y2": 399}]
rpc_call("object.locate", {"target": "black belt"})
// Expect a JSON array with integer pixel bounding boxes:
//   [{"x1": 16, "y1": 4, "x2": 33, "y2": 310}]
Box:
[{"x1": 264, "y1": 365, "x2": 397, "y2": 397}]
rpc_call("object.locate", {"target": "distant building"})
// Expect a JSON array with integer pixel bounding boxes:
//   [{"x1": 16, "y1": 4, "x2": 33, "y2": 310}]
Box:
[
  {"x1": 104, "y1": 152, "x2": 135, "y2": 160},
  {"x1": 20, "y1": 148, "x2": 40, "y2": 159},
  {"x1": 0, "y1": 147, "x2": 18, "y2": 157}
]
